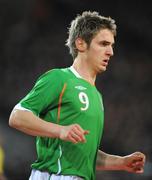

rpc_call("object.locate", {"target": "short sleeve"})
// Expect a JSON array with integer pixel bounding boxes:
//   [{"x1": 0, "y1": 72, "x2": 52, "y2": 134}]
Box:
[{"x1": 19, "y1": 69, "x2": 63, "y2": 116}]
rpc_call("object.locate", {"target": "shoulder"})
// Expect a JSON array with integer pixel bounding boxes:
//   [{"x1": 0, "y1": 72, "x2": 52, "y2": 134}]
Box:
[
  {"x1": 42, "y1": 68, "x2": 62, "y2": 77},
  {"x1": 36, "y1": 68, "x2": 71, "y2": 84},
  {"x1": 42, "y1": 68, "x2": 69, "y2": 77}
]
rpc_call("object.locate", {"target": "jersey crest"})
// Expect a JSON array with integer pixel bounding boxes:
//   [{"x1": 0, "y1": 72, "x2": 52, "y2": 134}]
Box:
[{"x1": 74, "y1": 85, "x2": 87, "y2": 90}]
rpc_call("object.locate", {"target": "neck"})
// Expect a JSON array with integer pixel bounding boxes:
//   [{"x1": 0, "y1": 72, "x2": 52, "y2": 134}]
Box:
[{"x1": 72, "y1": 57, "x2": 97, "y2": 85}]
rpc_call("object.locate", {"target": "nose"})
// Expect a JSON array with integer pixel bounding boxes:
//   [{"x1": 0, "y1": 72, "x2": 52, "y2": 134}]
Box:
[{"x1": 106, "y1": 46, "x2": 114, "y2": 57}]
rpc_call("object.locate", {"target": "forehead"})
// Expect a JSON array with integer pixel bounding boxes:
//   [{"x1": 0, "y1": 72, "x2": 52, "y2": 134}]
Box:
[{"x1": 93, "y1": 29, "x2": 115, "y2": 43}]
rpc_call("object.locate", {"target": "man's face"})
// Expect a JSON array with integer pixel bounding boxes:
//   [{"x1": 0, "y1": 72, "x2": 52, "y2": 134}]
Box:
[{"x1": 85, "y1": 29, "x2": 115, "y2": 73}]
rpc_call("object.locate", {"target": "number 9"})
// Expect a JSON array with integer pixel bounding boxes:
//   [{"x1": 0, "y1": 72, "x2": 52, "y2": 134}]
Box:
[{"x1": 79, "y1": 92, "x2": 89, "y2": 111}]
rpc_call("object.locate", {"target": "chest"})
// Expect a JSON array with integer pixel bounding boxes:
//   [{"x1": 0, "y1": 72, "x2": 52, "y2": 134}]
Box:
[{"x1": 61, "y1": 79, "x2": 104, "y2": 116}]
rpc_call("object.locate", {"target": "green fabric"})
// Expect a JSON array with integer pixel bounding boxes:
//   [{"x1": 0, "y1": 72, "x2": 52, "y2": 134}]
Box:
[{"x1": 20, "y1": 68, "x2": 104, "y2": 180}]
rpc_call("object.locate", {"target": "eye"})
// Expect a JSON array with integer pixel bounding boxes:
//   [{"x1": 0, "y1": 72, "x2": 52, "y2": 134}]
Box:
[{"x1": 99, "y1": 41, "x2": 110, "y2": 47}]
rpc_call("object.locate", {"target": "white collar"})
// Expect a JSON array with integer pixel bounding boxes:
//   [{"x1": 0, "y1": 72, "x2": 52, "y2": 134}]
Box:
[{"x1": 69, "y1": 66, "x2": 82, "y2": 78}]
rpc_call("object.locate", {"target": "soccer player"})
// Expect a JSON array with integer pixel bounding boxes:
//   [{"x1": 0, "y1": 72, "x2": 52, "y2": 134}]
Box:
[{"x1": 9, "y1": 11, "x2": 145, "y2": 180}]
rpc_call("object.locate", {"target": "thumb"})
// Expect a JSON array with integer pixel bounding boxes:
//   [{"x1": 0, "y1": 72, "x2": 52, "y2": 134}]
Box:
[{"x1": 84, "y1": 130, "x2": 90, "y2": 135}]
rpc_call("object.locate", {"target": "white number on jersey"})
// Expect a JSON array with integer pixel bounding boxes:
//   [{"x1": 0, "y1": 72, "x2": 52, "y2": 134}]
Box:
[{"x1": 78, "y1": 92, "x2": 89, "y2": 111}]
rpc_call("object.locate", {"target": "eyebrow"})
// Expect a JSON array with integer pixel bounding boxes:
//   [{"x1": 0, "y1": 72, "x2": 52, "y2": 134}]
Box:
[{"x1": 99, "y1": 40, "x2": 115, "y2": 46}]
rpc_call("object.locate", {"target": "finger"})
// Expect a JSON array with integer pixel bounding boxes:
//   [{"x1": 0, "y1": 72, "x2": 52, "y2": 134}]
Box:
[
  {"x1": 131, "y1": 156, "x2": 145, "y2": 164},
  {"x1": 127, "y1": 166, "x2": 144, "y2": 174},
  {"x1": 133, "y1": 152, "x2": 145, "y2": 157},
  {"x1": 74, "y1": 125, "x2": 89, "y2": 139},
  {"x1": 131, "y1": 161, "x2": 145, "y2": 168},
  {"x1": 72, "y1": 128, "x2": 86, "y2": 142},
  {"x1": 68, "y1": 134, "x2": 79, "y2": 144},
  {"x1": 71, "y1": 131, "x2": 84, "y2": 142},
  {"x1": 132, "y1": 152, "x2": 146, "y2": 161},
  {"x1": 84, "y1": 130, "x2": 90, "y2": 135},
  {"x1": 134, "y1": 168, "x2": 144, "y2": 174},
  {"x1": 74, "y1": 124, "x2": 85, "y2": 133},
  {"x1": 74, "y1": 124, "x2": 89, "y2": 134}
]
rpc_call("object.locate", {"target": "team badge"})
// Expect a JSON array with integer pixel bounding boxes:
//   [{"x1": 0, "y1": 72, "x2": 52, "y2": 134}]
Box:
[{"x1": 75, "y1": 86, "x2": 87, "y2": 90}]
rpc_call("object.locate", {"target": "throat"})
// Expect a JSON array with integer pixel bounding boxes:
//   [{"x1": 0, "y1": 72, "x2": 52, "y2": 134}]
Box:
[{"x1": 71, "y1": 65, "x2": 96, "y2": 85}]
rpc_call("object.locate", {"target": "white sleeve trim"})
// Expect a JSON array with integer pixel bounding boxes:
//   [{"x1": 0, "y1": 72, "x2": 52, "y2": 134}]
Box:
[{"x1": 14, "y1": 103, "x2": 32, "y2": 112}]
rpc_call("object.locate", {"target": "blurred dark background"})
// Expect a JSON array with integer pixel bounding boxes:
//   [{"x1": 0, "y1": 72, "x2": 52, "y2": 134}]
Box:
[{"x1": 0, "y1": 0, "x2": 152, "y2": 179}]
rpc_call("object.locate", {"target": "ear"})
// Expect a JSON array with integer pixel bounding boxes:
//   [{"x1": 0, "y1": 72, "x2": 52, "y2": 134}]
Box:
[{"x1": 75, "y1": 38, "x2": 87, "y2": 52}]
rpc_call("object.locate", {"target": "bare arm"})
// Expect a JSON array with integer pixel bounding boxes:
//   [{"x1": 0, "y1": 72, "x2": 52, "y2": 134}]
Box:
[
  {"x1": 9, "y1": 109, "x2": 61, "y2": 137},
  {"x1": 96, "y1": 150, "x2": 145, "y2": 173},
  {"x1": 96, "y1": 150, "x2": 124, "y2": 170},
  {"x1": 9, "y1": 109, "x2": 89, "y2": 143}
]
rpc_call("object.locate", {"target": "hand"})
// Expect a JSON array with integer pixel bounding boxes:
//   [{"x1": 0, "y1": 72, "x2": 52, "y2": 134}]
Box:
[
  {"x1": 122, "y1": 152, "x2": 146, "y2": 173},
  {"x1": 59, "y1": 124, "x2": 89, "y2": 144}
]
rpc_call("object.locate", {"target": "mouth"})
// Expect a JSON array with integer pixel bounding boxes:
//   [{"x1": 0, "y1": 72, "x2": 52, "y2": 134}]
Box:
[{"x1": 102, "y1": 59, "x2": 109, "y2": 66}]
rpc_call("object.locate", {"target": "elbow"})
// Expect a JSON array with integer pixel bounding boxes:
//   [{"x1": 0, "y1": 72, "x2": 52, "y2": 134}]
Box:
[
  {"x1": 9, "y1": 116, "x2": 17, "y2": 128},
  {"x1": 9, "y1": 110, "x2": 22, "y2": 129}
]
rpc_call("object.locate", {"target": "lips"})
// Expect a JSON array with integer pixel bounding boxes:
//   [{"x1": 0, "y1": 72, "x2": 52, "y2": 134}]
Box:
[{"x1": 102, "y1": 59, "x2": 109, "y2": 66}]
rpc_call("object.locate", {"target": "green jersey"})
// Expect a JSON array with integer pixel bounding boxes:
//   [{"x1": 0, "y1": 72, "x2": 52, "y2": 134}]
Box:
[{"x1": 19, "y1": 67, "x2": 104, "y2": 180}]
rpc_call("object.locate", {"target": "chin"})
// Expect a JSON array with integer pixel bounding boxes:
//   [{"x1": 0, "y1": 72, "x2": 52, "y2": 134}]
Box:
[{"x1": 98, "y1": 67, "x2": 107, "y2": 73}]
